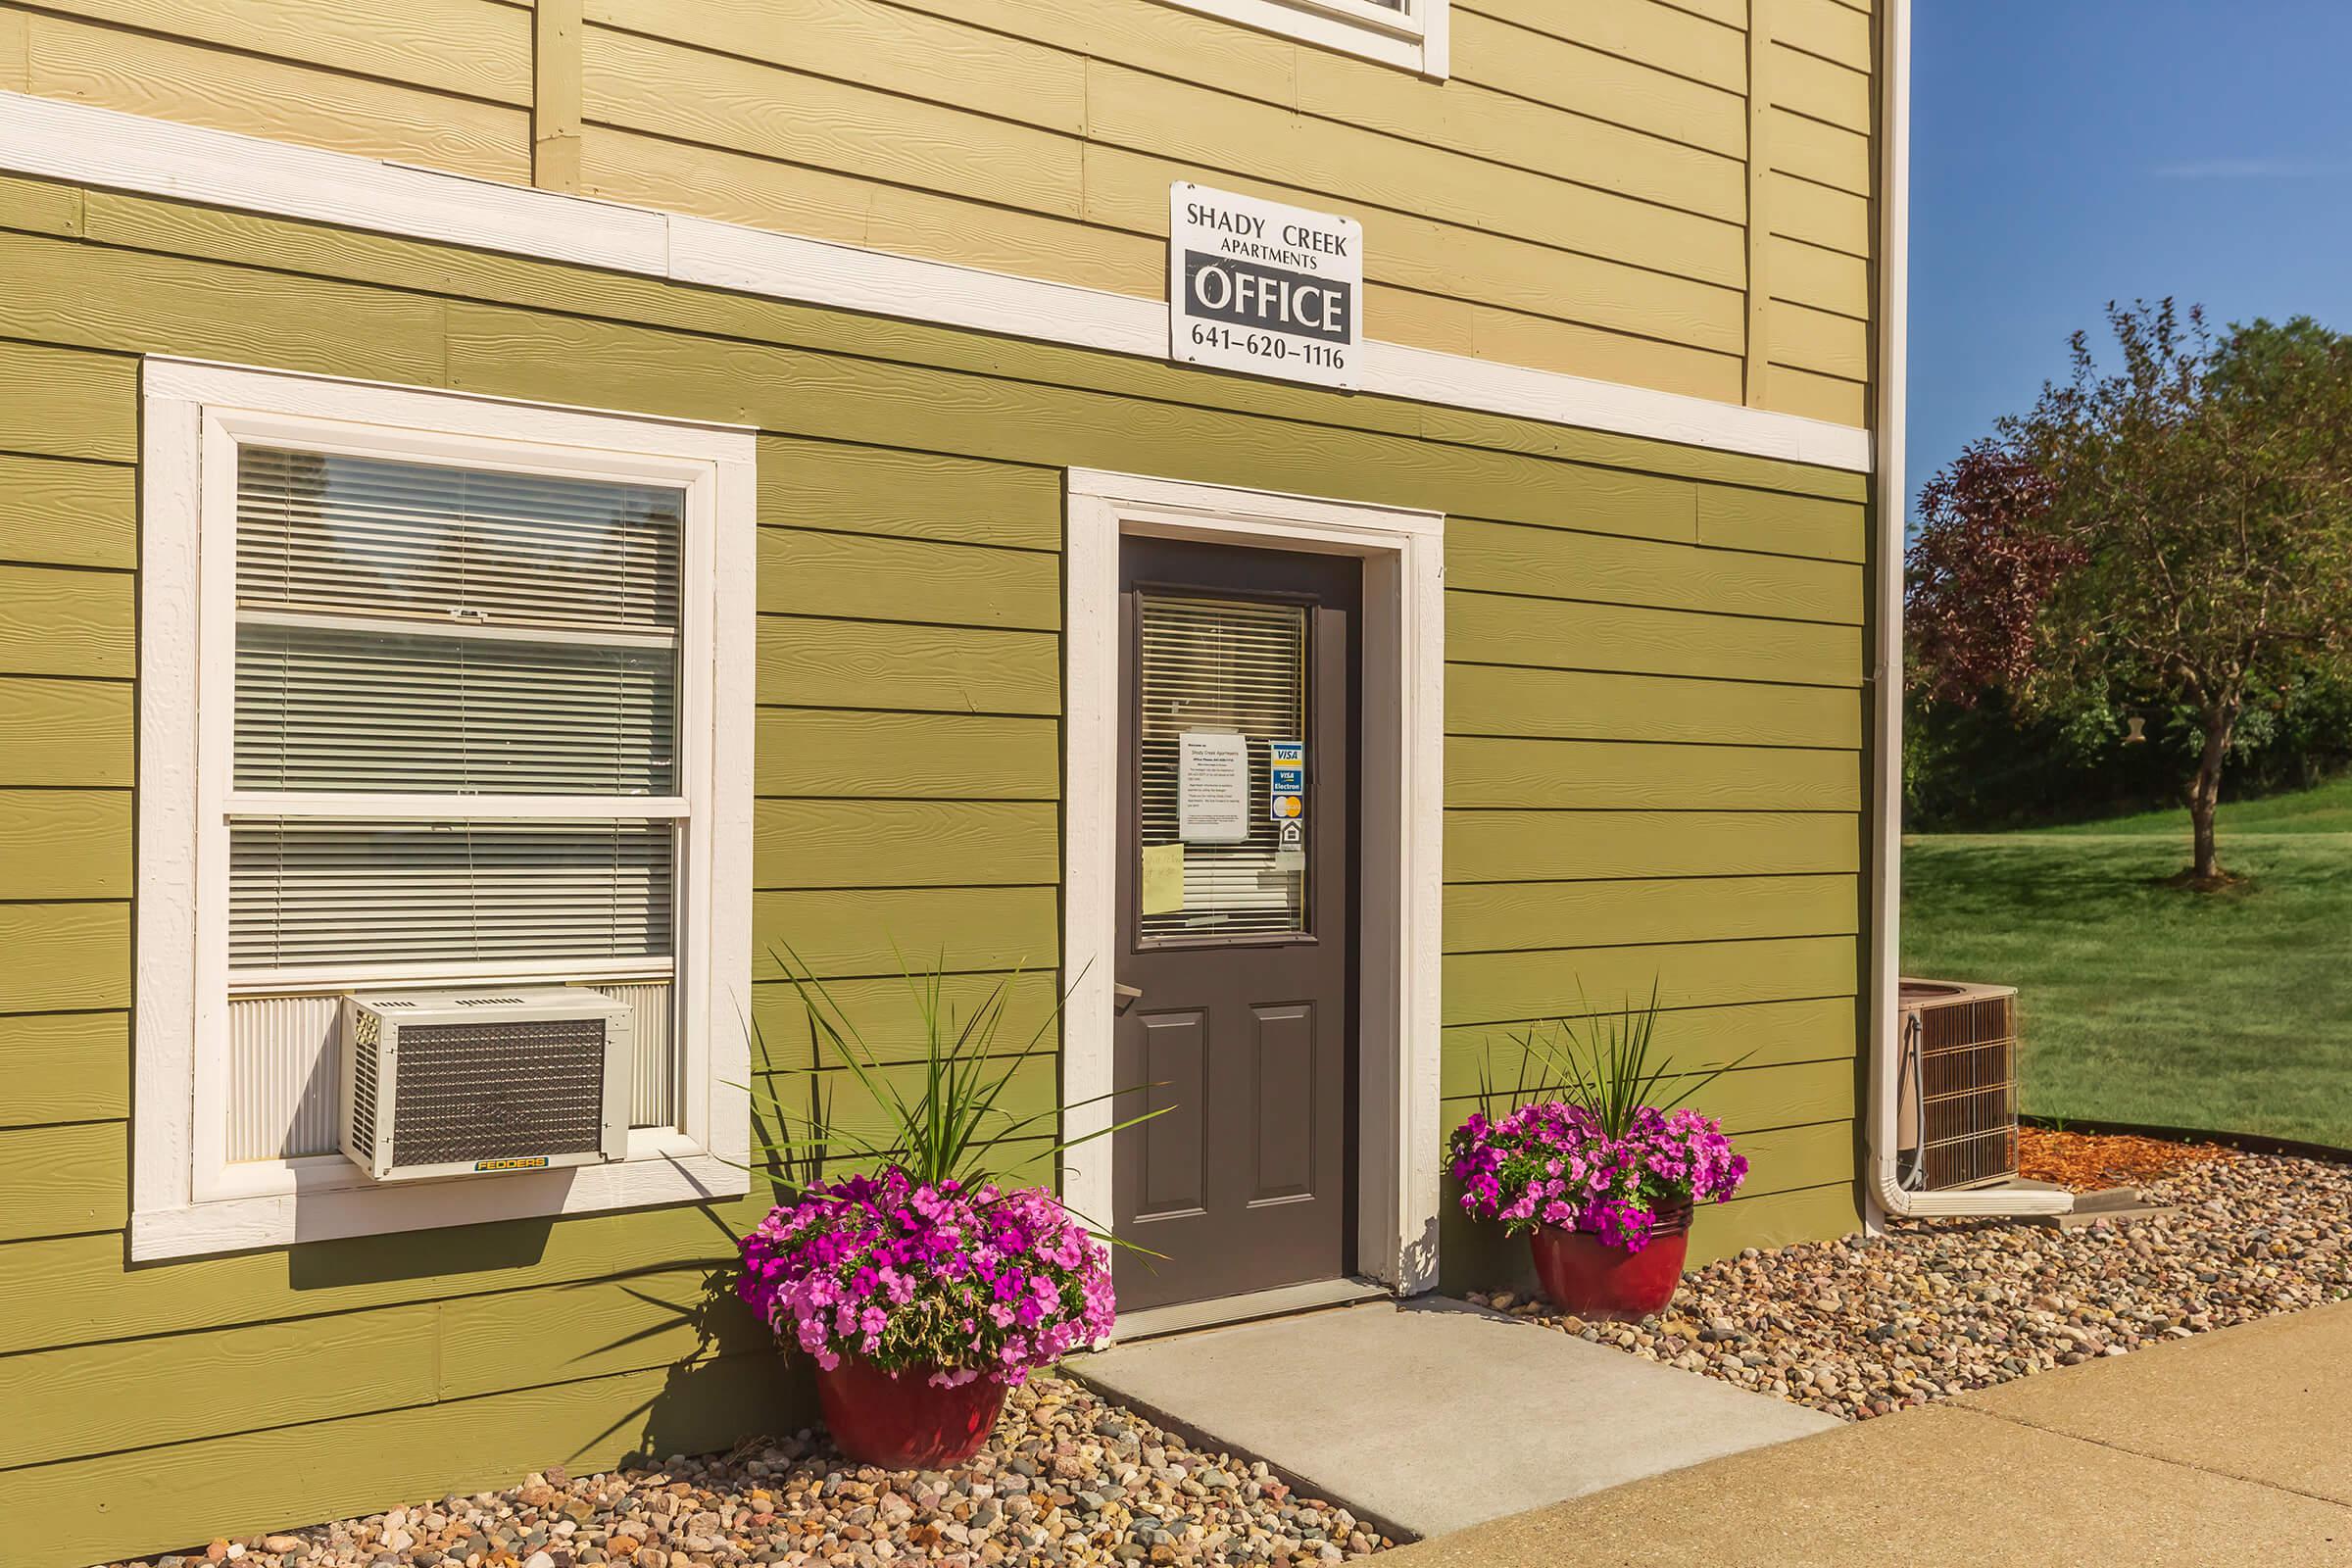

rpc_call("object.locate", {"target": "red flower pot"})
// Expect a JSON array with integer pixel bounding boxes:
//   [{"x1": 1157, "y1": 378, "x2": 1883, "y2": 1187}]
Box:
[
  {"x1": 1529, "y1": 1200, "x2": 1693, "y2": 1321},
  {"x1": 814, "y1": 1355, "x2": 1008, "y2": 1468}
]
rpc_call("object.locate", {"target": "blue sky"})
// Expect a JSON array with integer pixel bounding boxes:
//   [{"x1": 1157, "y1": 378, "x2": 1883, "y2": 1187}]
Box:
[{"x1": 1906, "y1": 0, "x2": 2352, "y2": 513}]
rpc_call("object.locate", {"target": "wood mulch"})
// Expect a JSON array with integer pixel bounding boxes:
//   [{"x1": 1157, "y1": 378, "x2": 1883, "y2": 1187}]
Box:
[{"x1": 2018, "y1": 1124, "x2": 2234, "y2": 1191}]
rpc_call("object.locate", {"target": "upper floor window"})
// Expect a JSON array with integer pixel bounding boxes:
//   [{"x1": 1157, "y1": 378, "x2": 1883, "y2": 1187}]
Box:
[
  {"x1": 1159, "y1": 0, "x2": 1449, "y2": 77},
  {"x1": 132, "y1": 360, "x2": 756, "y2": 1260}
]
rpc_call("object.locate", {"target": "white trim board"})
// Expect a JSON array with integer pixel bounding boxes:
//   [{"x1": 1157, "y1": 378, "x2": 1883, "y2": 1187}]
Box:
[
  {"x1": 1061, "y1": 468, "x2": 1446, "y2": 1305},
  {"x1": 132, "y1": 357, "x2": 757, "y2": 1260},
  {"x1": 0, "y1": 89, "x2": 1871, "y2": 474}
]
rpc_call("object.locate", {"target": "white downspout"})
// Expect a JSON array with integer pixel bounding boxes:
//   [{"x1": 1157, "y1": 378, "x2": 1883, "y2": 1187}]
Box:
[{"x1": 1865, "y1": 0, "x2": 2069, "y2": 1225}]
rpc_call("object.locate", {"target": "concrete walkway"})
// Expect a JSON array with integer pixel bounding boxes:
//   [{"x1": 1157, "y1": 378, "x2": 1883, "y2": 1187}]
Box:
[
  {"x1": 1384, "y1": 1301, "x2": 2352, "y2": 1567},
  {"x1": 1070, "y1": 1297, "x2": 1837, "y2": 1540}
]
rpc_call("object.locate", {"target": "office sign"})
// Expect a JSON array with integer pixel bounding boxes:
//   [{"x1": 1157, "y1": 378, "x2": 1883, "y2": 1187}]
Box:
[{"x1": 1169, "y1": 182, "x2": 1361, "y2": 390}]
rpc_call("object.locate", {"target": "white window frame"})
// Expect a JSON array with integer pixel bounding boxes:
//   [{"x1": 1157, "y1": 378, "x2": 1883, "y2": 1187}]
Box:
[
  {"x1": 131, "y1": 359, "x2": 756, "y2": 1261},
  {"x1": 1157, "y1": 0, "x2": 1449, "y2": 77}
]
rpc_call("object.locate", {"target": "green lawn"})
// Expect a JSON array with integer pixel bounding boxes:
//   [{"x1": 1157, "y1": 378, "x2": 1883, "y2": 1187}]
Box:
[
  {"x1": 1902, "y1": 783, "x2": 2352, "y2": 1147},
  {"x1": 2038, "y1": 773, "x2": 2352, "y2": 836}
]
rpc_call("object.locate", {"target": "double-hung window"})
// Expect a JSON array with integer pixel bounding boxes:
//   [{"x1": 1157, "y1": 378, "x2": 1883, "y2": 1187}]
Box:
[
  {"x1": 1155, "y1": 0, "x2": 1447, "y2": 76},
  {"x1": 133, "y1": 361, "x2": 755, "y2": 1259}
]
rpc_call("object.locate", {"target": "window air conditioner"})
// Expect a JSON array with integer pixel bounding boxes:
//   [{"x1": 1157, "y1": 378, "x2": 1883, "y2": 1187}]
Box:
[{"x1": 339, "y1": 988, "x2": 634, "y2": 1180}]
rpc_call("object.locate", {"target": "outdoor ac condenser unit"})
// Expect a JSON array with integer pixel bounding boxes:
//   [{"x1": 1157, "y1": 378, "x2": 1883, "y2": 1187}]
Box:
[
  {"x1": 1896, "y1": 978, "x2": 2021, "y2": 1192},
  {"x1": 339, "y1": 988, "x2": 634, "y2": 1180}
]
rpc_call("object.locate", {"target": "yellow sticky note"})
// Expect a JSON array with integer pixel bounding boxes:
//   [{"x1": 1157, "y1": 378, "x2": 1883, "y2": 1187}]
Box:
[{"x1": 1141, "y1": 842, "x2": 1185, "y2": 915}]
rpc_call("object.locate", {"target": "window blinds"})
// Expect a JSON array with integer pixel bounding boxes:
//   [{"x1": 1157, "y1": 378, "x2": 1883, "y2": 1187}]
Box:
[
  {"x1": 227, "y1": 444, "x2": 686, "y2": 986},
  {"x1": 227, "y1": 818, "x2": 675, "y2": 973},
  {"x1": 234, "y1": 622, "x2": 676, "y2": 795},
  {"x1": 236, "y1": 447, "x2": 681, "y2": 631},
  {"x1": 1137, "y1": 595, "x2": 1308, "y2": 940}
]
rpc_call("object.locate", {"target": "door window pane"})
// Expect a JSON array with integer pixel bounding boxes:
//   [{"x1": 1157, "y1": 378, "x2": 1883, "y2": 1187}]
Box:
[{"x1": 1137, "y1": 594, "x2": 1308, "y2": 940}]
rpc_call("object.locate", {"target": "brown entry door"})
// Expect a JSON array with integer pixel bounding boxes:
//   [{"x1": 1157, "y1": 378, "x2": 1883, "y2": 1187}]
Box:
[{"x1": 1112, "y1": 537, "x2": 1358, "y2": 1312}]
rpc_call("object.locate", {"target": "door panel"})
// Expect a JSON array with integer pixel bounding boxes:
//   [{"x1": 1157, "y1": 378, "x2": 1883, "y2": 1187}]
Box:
[
  {"x1": 1112, "y1": 537, "x2": 1358, "y2": 1312},
  {"x1": 1250, "y1": 1003, "x2": 1317, "y2": 1203},
  {"x1": 1135, "y1": 1009, "x2": 1208, "y2": 1219}
]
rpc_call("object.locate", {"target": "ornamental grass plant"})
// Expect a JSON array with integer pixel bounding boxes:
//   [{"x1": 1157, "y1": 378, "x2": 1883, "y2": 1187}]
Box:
[
  {"x1": 735, "y1": 950, "x2": 1159, "y2": 1388},
  {"x1": 1449, "y1": 985, "x2": 1750, "y2": 1251}
]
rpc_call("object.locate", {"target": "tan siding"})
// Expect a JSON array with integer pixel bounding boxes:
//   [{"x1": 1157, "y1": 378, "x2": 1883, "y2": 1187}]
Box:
[
  {"x1": 1090, "y1": 65, "x2": 1743, "y2": 289},
  {"x1": 1770, "y1": 0, "x2": 1874, "y2": 70},
  {"x1": 872, "y1": 0, "x2": 1303, "y2": 108},
  {"x1": 582, "y1": 26, "x2": 1087, "y2": 218},
  {"x1": 1767, "y1": 35, "x2": 1871, "y2": 132},
  {"x1": 1455, "y1": 0, "x2": 1747, "y2": 90},
  {"x1": 1457, "y1": 9, "x2": 1746, "y2": 157},
  {"x1": 24, "y1": 0, "x2": 532, "y2": 102},
  {"x1": 1767, "y1": 297, "x2": 1871, "y2": 382},
  {"x1": 12, "y1": 7, "x2": 529, "y2": 182},
  {"x1": 1767, "y1": 233, "x2": 1872, "y2": 320},
  {"x1": 1765, "y1": 168, "x2": 1873, "y2": 257},
  {"x1": 1296, "y1": 50, "x2": 1746, "y2": 221},
  {"x1": 1769, "y1": 104, "x2": 1871, "y2": 196},
  {"x1": 1764, "y1": 362, "x2": 1870, "y2": 426},
  {"x1": 588, "y1": 0, "x2": 1087, "y2": 134}
]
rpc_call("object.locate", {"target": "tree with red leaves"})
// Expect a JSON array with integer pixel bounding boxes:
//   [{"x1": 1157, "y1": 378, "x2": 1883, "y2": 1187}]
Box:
[{"x1": 1907, "y1": 302, "x2": 2352, "y2": 884}]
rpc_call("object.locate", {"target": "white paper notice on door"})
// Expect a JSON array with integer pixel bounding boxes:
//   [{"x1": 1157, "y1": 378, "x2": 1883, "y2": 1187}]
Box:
[{"x1": 1177, "y1": 730, "x2": 1250, "y2": 844}]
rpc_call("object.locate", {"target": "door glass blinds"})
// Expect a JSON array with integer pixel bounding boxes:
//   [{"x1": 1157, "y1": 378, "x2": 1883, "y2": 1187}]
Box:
[{"x1": 1137, "y1": 594, "x2": 1307, "y2": 941}]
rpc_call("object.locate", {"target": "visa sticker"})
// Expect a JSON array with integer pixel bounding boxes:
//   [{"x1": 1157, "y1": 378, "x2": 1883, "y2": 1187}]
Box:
[{"x1": 1269, "y1": 740, "x2": 1305, "y2": 818}]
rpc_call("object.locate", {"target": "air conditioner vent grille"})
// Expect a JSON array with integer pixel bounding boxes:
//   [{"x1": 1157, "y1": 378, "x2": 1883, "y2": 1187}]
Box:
[
  {"x1": 389, "y1": 1017, "x2": 609, "y2": 1167},
  {"x1": 350, "y1": 1007, "x2": 382, "y2": 1147}
]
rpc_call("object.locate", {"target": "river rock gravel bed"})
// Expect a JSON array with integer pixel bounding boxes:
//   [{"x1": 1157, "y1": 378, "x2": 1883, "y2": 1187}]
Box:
[
  {"x1": 96, "y1": 1377, "x2": 1390, "y2": 1568},
  {"x1": 1470, "y1": 1145, "x2": 2352, "y2": 1422}
]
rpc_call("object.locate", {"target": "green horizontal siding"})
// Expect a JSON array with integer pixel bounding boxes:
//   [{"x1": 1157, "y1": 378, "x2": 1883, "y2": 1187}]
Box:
[
  {"x1": 0, "y1": 172, "x2": 1874, "y2": 1563},
  {"x1": 1, "y1": 1011, "x2": 129, "y2": 1127}
]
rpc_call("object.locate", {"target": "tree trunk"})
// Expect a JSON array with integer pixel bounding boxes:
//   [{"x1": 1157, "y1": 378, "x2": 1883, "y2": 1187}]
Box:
[{"x1": 2186, "y1": 706, "x2": 2236, "y2": 882}]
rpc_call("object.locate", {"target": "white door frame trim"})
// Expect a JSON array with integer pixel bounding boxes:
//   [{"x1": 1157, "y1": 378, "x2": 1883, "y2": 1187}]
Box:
[{"x1": 1062, "y1": 468, "x2": 1446, "y2": 1301}]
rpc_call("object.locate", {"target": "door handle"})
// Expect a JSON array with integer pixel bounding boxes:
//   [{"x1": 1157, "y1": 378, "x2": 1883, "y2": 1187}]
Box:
[{"x1": 1112, "y1": 982, "x2": 1144, "y2": 1014}]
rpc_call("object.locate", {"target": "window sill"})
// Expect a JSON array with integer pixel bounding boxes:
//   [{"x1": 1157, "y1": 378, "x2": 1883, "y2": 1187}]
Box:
[
  {"x1": 129, "y1": 1130, "x2": 748, "y2": 1262},
  {"x1": 1156, "y1": 0, "x2": 1448, "y2": 77}
]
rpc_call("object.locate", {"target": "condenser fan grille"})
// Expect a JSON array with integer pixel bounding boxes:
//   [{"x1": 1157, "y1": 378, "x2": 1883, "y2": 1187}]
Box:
[{"x1": 1901, "y1": 981, "x2": 2021, "y2": 1191}]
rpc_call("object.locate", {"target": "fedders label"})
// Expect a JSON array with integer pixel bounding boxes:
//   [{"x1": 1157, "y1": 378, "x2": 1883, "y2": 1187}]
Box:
[{"x1": 1169, "y1": 183, "x2": 1362, "y2": 391}]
